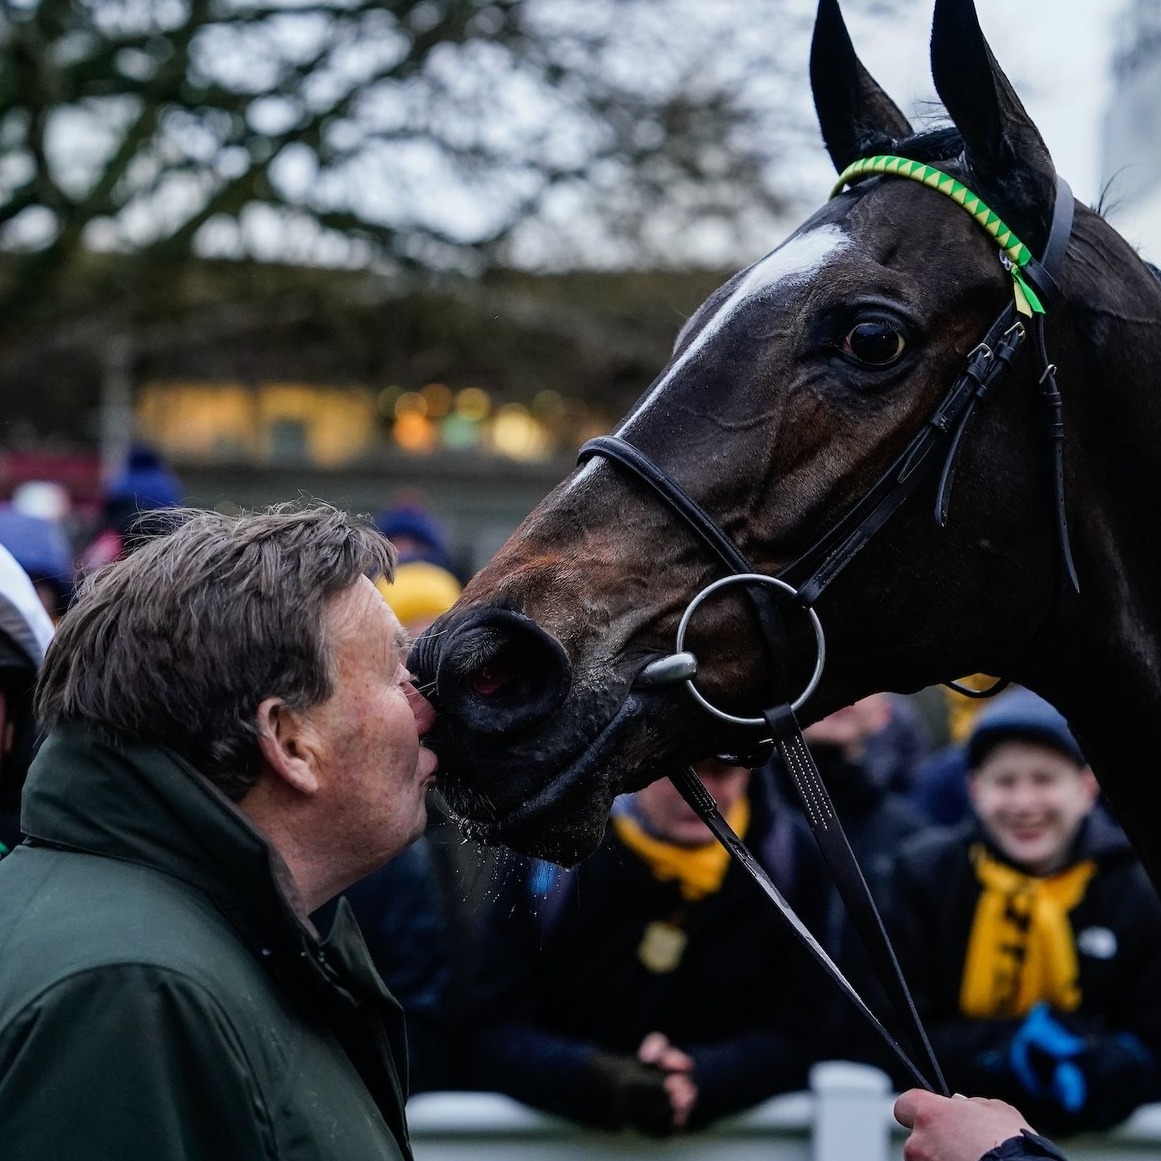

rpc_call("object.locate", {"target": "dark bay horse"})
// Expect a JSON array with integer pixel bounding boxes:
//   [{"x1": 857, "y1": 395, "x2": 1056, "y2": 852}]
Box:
[{"x1": 413, "y1": 0, "x2": 1161, "y2": 890}]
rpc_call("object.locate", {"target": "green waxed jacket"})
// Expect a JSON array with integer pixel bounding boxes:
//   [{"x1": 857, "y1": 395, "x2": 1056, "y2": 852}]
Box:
[{"x1": 0, "y1": 727, "x2": 412, "y2": 1161}]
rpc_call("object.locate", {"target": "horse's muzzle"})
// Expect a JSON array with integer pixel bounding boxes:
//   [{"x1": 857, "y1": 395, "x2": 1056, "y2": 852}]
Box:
[{"x1": 410, "y1": 606, "x2": 573, "y2": 739}]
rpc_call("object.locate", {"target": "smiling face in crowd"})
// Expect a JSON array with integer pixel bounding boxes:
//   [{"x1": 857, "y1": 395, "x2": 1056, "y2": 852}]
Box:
[{"x1": 968, "y1": 739, "x2": 1099, "y2": 875}]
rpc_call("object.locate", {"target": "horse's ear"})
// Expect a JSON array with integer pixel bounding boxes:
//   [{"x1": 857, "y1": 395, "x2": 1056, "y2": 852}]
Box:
[
  {"x1": 930, "y1": 0, "x2": 1056, "y2": 253},
  {"x1": 811, "y1": 0, "x2": 912, "y2": 173}
]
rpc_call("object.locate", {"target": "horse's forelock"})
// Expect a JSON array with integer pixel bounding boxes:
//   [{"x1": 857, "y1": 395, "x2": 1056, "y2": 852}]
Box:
[{"x1": 855, "y1": 125, "x2": 965, "y2": 170}]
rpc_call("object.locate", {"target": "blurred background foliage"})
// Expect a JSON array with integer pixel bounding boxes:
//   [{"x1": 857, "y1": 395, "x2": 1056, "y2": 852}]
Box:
[
  {"x1": 0, "y1": 0, "x2": 828, "y2": 328},
  {"x1": 0, "y1": 0, "x2": 899, "y2": 488}
]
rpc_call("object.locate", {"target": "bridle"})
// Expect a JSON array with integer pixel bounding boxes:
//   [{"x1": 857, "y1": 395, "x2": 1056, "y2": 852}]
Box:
[
  {"x1": 576, "y1": 156, "x2": 1077, "y2": 1095},
  {"x1": 582, "y1": 157, "x2": 1076, "y2": 691}
]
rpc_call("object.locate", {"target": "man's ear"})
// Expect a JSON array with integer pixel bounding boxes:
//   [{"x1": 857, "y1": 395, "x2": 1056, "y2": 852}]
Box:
[{"x1": 255, "y1": 697, "x2": 321, "y2": 796}]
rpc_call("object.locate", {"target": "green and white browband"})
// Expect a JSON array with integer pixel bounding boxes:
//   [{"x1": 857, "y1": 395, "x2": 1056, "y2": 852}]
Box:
[{"x1": 832, "y1": 154, "x2": 1044, "y2": 317}]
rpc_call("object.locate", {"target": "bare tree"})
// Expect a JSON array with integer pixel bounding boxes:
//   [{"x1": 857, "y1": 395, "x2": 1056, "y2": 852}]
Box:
[{"x1": 0, "y1": 0, "x2": 822, "y2": 340}]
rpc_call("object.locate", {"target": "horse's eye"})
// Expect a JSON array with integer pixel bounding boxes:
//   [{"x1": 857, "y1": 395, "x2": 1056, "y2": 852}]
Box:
[{"x1": 841, "y1": 321, "x2": 906, "y2": 366}]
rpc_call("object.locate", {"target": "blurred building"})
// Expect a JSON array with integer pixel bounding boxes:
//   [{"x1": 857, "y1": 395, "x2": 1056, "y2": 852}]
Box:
[
  {"x1": 0, "y1": 262, "x2": 730, "y2": 573},
  {"x1": 1103, "y1": 0, "x2": 1161, "y2": 260}
]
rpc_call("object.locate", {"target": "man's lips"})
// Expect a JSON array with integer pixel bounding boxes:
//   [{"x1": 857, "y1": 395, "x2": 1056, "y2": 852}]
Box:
[{"x1": 418, "y1": 746, "x2": 439, "y2": 783}]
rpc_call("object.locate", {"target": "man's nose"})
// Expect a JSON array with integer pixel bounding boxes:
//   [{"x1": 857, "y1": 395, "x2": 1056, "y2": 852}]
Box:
[{"x1": 406, "y1": 681, "x2": 437, "y2": 734}]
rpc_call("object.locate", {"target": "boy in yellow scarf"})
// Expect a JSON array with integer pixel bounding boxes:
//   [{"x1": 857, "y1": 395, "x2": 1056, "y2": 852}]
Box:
[{"x1": 886, "y1": 689, "x2": 1161, "y2": 1136}]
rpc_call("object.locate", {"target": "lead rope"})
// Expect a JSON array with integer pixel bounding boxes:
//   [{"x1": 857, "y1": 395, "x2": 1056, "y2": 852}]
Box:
[
  {"x1": 668, "y1": 763, "x2": 946, "y2": 1092},
  {"x1": 586, "y1": 491, "x2": 952, "y2": 1094},
  {"x1": 761, "y1": 704, "x2": 948, "y2": 1094}
]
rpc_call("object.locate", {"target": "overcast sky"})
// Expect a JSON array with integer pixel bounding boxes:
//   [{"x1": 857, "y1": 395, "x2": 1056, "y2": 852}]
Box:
[{"x1": 600, "y1": 0, "x2": 1135, "y2": 269}]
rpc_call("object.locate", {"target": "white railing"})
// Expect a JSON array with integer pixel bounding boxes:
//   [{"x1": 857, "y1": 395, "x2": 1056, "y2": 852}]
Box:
[{"x1": 407, "y1": 1061, "x2": 1161, "y2": 1161}]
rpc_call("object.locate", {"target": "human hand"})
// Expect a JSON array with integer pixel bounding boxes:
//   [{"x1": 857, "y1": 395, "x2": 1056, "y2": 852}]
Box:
[
  {"x1": 894, "y1": 1090, "x2": 1035, "y2": 1161},
  {"x1": 638, "y1": 1032, "x2": 698, "y2": 1129},
  {"x1": 638, "y1": 1031, "x2": 693, "y2": 1074}
]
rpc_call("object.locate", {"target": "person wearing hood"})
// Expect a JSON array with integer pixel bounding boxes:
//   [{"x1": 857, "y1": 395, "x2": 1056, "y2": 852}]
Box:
[
  {"x1": 0, "y1": 506, "x2": 74, "y2": 622},
  {"x1": 373, "y1": 502, "x2": 456, "y2": 575},
  {"x1": 78, "y1": 445, "x2": 183, "y2": 572},
  {"x1": 885, "y1": 688, "x2": 1161, "y2": 1137},
  {"x1": 0, "y1": 544, "x2": 54, "y2": 851},
  {"x1": 0, "y1": 503, "x2": 438, "y2": 1160}
]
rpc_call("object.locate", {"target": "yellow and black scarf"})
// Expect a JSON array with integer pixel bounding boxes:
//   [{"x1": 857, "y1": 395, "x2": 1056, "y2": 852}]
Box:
[
  {"x1": 959, "y1": 843, "x2": 1097, "y2": 1019},
  {"x1": 612, "y1": 796, "x2": 750, "y2": 901}
]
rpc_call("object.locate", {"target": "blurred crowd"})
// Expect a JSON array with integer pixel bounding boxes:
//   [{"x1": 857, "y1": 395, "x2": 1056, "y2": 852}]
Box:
[
  {"x1": 0, "y1": 446, "x2": 185, "y2": 627},
  {"x1": 1, "y1": 464, "x2": 1158, "y2": 1143}
]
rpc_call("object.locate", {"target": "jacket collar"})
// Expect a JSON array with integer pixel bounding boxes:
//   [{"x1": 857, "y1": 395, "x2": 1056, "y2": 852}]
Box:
[{"x1": 21, "y1": 726, "x2": 395, "y2": 1010}]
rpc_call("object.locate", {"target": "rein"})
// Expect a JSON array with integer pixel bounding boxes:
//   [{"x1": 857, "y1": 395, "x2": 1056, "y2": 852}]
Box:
[{"x1": 577, "y1": 157, "x2": 1076, "y2": 1095}]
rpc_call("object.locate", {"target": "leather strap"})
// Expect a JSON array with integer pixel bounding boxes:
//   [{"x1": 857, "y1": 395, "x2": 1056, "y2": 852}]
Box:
[
  {"x1": 668, "y1": 764, "x2": 944, "y2": 1092},
  {"x1": 1033, "y1": 310, "x2": 1081, "y2": 594},
  {"x1": 579, "y1": 437, "x2": 792, "y2": 700},
  {"x1": 1020, "y1": 178, "x2": 1074, "y2": 309},
  {"x1": 762, "y1": 704, "x2": 947, "y2": 1094},
  {"x1": 578, "y1": 437, "x2": 754, "y2": 575}
]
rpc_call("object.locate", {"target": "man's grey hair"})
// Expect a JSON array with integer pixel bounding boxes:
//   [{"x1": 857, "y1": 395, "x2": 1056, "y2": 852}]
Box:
[{"x1": 36, "y1": 502, "x2": 396, "y2": 800}]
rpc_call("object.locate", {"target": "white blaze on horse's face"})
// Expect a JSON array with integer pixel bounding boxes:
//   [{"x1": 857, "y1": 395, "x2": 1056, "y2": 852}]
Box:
[
  {"x1": 566, "y1": 223, "x2": 850, "y2": 492},
  {"x1": 626, "y1": 224, "x2": 851, "y2": 433}
]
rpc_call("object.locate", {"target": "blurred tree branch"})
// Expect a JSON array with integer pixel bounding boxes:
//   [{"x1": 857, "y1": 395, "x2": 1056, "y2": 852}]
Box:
[{"x1": 0, "y1": 0, "x2": 900, "y2": 348}]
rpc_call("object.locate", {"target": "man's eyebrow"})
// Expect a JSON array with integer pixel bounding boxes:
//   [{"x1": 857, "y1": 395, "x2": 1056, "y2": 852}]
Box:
[{"x1": 396, "y1": 624, "x2": 413, "y2": 654}]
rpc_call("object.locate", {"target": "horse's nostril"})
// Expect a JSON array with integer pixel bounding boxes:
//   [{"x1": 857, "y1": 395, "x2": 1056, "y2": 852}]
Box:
[{"x1": 433, "y1": 607, "x2": 572, "y2": 738}]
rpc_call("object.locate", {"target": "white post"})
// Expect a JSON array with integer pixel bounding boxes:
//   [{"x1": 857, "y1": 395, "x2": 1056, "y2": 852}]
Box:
[{"x1": 811, "y1": 1060, "x2": 892, "y2": 1161}]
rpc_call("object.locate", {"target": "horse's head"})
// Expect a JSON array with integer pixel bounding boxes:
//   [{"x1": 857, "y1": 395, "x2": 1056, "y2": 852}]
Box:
[{"x1": 412, "y1": 0, "x2": 1097, "y2": 863}]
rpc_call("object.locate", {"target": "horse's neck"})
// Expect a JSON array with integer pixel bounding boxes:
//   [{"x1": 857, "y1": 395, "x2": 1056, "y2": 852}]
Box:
[{"x1": 1020, "y1": 263, "x2": 1161, "y2": 892}]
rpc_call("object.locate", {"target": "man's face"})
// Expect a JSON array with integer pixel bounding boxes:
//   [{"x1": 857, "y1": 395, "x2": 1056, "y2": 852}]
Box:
[
  {"x1": 304, "y1": 576, "x2": 438, "y2": 875},
  {"x1": 633, "y1": 759, "x2": 750, "y2": 847},
  {"x1": 968, "y1": 739, "x2": 1099, "y2": 875}
]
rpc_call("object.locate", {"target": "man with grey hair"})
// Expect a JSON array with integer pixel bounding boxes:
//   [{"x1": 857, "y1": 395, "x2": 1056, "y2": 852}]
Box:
[{"x1": 0, "y1": 503, "x2": 438, "y2": 1160}]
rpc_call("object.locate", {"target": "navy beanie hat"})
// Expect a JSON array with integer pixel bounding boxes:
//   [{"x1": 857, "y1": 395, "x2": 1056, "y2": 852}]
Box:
[
  {"x1": 966, "y1": 687, "x2": 1085, "y2": 770},
  {"x1": 374, "y1": 504, "x2": 452, "y2": 570},
  {"x1": 106, "y1": 447, "x2": 182, "y2": 512}
]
